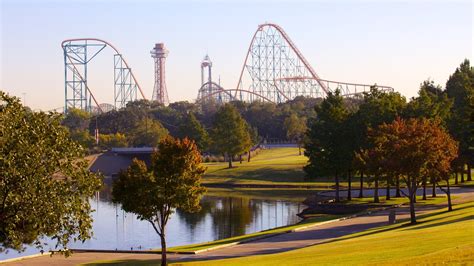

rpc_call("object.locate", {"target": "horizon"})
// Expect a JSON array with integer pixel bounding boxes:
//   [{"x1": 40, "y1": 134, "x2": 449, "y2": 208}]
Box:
[{"x1": 1, "y1": 0, "x2": 473, "y2": 110}]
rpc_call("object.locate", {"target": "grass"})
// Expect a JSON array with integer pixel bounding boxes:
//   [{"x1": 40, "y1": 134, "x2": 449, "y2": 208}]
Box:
[
  {"x1": 345, "y1": 194, "x2": 455, "y2": 207},
  {"x1": 202, "y1": 148, "x2": 316, "y2": 186},
  {"x1": 84, "y1": 259, "x2": 162, "y2": 265},
  {"x1": 205, "y1": 187, "x2": 321, "y2": 202},
  {"x1": 178, "y1": 201, "x2": 474, "y2": 265},
  {"x1": 202, "y1": 147, "x2": 474, "y2": 190},
  {"x1": 167, "y1": 214, "x2": 342, "y2": 252}
]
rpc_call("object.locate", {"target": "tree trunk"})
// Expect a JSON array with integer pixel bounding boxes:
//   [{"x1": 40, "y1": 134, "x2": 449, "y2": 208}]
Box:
[
  {"x1": 374, "y1": 177, "x2": 379, "y2": 203},
  {"x1": 409, "y1": 192, "x2": 417, "y2": 224},
  {"x1": 409, "y1": 177, "x2": 417, "y2": 224},
  {"x1": 422, "y1": 178, "x2": 427, "y2": 200},
  {"x1": 298, "y1": 144, "x2": 302, "y2": 156},
  {"x1": 160, "y1": 233, "x2": 167, "y2": 266},
  {"x1": 455, "y1": 171, "x2": 458, "y2": 184},
  {"x1": 431, "y1": 181, "x2": 436, "y2": 197},
  {"x1": 461, "y1": 167, "x2": 465, "y2": 183},
  {"x1": 446, "y1": 179, "x2": 452, "y2": 211},
  {"x1": 386, "y1": 177, "x2": 390, "y2": 200},
  {"x1": 335, "y1": 171, "x2": 340, "y2": 203},
  {"x1": 247, "y1": 151, "x2": 251, "y2": 162},
  {"x1": 468, "y1": 164, "x2": 472, "y2": 181},
  {"x1": 395, "y1": 176, "x2": 401, "y2": 197},
  {"x1": 359, "y1": 171, "x2": 364, "y2": 198},
  {"x1": 347, "y1": 170, "x2": 352, "y2": 201},
  {"x1": 239, "y1": 155, "x2": 243, "y2": 164},
  {"x1": 228, "y1": 154, "x2": 233, "y2": 168}
]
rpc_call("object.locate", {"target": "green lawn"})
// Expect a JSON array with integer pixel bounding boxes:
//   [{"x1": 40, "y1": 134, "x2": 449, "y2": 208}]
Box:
[
  {"x1": 179, "y1": 201, "x2": 474, "y2": 265},
  {"x1": 167, "y1": 214, "x2": 342, "y2": 253},
  {"x1": 202, "y1": 147, "x2": 315, "y2": 186},
  {"x1": 205, "y1": 187, "x2": 320, "y2": 202}
]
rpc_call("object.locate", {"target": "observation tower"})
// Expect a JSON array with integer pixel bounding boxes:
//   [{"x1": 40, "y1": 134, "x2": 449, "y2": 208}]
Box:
[{"x1": 151, "y1": 43, "x2": 169, "y2": 105}]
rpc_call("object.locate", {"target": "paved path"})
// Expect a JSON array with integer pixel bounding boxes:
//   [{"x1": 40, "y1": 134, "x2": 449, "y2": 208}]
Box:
[
  {"x1": 321, "y1": 185, "x2": 466, "y2": 198},
  {"x1": 4, "y1": 187, "x2": 473, "y2": 265}
]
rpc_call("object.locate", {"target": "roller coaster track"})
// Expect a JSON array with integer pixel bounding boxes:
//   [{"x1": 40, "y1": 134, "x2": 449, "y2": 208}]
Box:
[
  {"x1": 62, "y1": 38, "x2": 147, "y2": 113},
  {"x1": 200, "y1": 23, "x2": 394, "y2": 104}
]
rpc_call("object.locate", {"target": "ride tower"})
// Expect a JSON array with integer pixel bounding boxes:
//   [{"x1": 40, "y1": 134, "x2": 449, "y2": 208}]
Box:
[{"x1": 151, "y1": 43, "x2": 169, "y2": 105}]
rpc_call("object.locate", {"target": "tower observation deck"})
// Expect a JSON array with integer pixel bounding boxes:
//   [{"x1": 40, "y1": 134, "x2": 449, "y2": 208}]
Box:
[{"x1": 151, "y1": 43, "x2": 169, "y2": 105}]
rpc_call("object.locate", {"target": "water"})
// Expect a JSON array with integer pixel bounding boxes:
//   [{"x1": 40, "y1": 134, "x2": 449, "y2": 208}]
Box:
[{"x1": 1, "y1": 190, "x2": 304, "y2": 260}]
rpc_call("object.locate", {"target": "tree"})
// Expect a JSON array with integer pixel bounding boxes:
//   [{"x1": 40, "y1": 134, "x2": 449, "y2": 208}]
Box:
[
  {"x1": 405, "y1": 80, "x2": 453, "y2": 198},
  {"x1": 366, "y1": 118, "x2": 458, "y2": 223},
  {"x1": 304, "y1": 90, "x2": 351, "y2": 202},
  {"x1": 98, "y1": 133, "x2": 128, "y2": 149},
  {"x1": 211, "y1": 104, "x2": 252, "y2": 168},
  {"x1": 352, "y1": 87, "x2": 406, "y2": 200},
  {"x1": 62, "y1": 108, "x2": 90, "y2": 132},
  {"x1": 0, "y1": 91, "x2": 102, "y2": 254},
  {"x1": 284, "y1": 113, "x2": 307, "y2": 155},
  {"x1": 112, "y1": 137, "x2": 206, "y2": 266},
  {"x1": 446, "y1": 59, "x2": 474, "y2": 182},
  {"x1": 177, "y1": 112, "x2": 209, "y2": 151},
  {"x1": 405, "y1": 80, "x2": 452, "y2": 125},
  {"x1": 128, "y1": 118, "x2": 169, "y2": 147}
]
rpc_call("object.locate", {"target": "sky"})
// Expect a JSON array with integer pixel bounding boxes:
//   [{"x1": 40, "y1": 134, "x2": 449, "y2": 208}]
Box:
[{"x1": 1, "y1": 0, "x2": 473, "y2": 111}]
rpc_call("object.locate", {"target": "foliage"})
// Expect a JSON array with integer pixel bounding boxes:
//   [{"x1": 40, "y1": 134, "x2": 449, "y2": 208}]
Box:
[
  {"x1": 112, "y1": 136, "x2": 206, "y2": 265},
  {"x1": 362, "y1": 118, "x2": 458, "y2": 223},
  {"x1": 445, "y1": 59, "x2": 474, "y2": 167},
  {"x1": 98, "y1": 133, "x2": 128, "y2": 149},
  {"x1": 304, "y1": 90, "x2": 351, "y2": 201},
  {"x1": 405, "y1": 80, "x2": 452, "y2": 125},
  {"x1": 128, "y1": 118, "x2": 169, "y2": 147},
  {"x1": 177, "y1": 112, "x2": 209, "y2": 151},
  {"x1": 284, "y1": 112, "x2": 307, "y2": 155},
  {"x1": 211, "y1": 104, "x2": 252, "y2": 168},
  {"x1": 62, "y1": 108, "x2": 90, "y2": 132},
  {"x1": 0, "y1": 91, "x2": 102, "y2": 254}
]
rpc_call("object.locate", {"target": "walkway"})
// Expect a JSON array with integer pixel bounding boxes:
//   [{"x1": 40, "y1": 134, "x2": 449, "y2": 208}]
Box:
[{"x1": 4, "y1": 187, "x2": 473, "y2": 266}]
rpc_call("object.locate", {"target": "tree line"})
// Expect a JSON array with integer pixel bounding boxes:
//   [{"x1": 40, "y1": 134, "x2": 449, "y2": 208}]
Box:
[{"x1": 304, "y1": 59, "x2": 473, "y2": 223}]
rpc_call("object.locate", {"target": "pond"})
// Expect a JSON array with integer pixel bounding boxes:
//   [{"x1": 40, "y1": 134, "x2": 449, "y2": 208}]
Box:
[{"x1": 1, "y1": 188, "x2": 305, "y2": 260}]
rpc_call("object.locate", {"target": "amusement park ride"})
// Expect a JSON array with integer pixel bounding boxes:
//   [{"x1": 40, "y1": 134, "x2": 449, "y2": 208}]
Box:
[{"x1": 62, "y1": 23, "x2": 394, "y2": 113}]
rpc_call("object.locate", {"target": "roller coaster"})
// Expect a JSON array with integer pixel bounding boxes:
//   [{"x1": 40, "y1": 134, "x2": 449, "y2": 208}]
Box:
[{"x1": 62, "y1": 23, "x2": 394, "y2": 113}]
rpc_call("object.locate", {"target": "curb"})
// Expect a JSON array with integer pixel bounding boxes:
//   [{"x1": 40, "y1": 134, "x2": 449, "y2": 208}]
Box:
[{"x1": 0, "y1": 252, "x2": 51, "y2": 264}]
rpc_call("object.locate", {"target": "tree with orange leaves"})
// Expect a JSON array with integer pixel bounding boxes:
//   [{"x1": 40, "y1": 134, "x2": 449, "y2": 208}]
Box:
[
  {"x1": 362, "y1": 118, "x2": 458, "y2": 224},
  {"x1": 112, "y1": 136, "x2": 206, "y2": 266}
]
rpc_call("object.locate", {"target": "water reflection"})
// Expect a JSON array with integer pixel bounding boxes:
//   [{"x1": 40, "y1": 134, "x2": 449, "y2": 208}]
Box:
[{"x1": 0, "y1": 186, "x2": 304, "y2": 260}]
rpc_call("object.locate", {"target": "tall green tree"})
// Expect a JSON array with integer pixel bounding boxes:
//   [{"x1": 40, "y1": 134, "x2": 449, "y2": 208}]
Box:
[
  {"x1": 284, "y1": 113, "x2": 307, "y2": 155},
  {"x1": 211, "y1": 104, "x2": 252, "y2": 168},
  {"x1": 405, "y1": 80, "x2": 453, "y2": 197},
  {"x1": 352, "y1": 87, "x2": 406, "y2": 201},
  {"x1": 0, "y1": 91, "x2": 102, "y2": 254},
  {"x1": 405, "y1": 80, "x2": 452, "y2": 125},
  {"x1": 446, "y1": 59, "x2": 474, "y2": 181},
  {"x1": 112, "y1": 137, "x2": 206, "y2": 266},
  {"x1": 304, "y1": 90, "x2": 351, "y2": 202},
  {"x1": 177, "y1": 112, "x2": 209, "y2": 151}
]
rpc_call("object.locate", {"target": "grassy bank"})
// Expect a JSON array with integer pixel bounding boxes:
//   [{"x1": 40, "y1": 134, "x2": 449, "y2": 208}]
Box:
[
  {"x1": 167, "y1": 214, "x2": 342, "y2": 253},
  {"x1": 205, "y1": 187, "x2": 319, "y2": 202},
  {"x1": 202, "y1": 147, "x2": 313, "y2": 186},
  {"x1": 180, "y1": 201, "x2": 474, "y2": 265}
]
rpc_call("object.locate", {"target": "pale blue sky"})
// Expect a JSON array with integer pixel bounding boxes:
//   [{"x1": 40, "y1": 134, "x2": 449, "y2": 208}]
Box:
[{"x1": 1, "y1": 0, "x2": 472, "y2": 110}]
